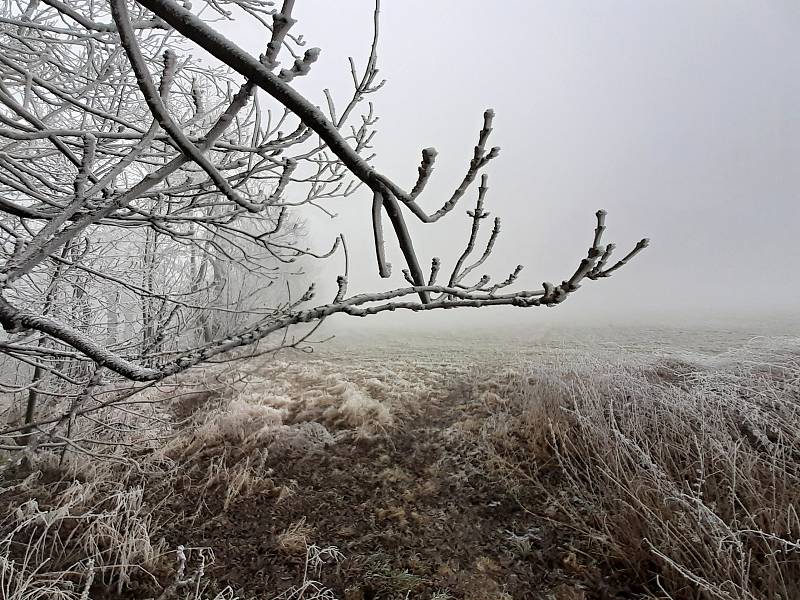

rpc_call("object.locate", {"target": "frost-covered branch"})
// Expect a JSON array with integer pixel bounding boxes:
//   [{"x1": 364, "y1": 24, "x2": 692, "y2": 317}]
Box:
[{"x1": 0, "y1": 0, "x2": 648, "y2": 409}]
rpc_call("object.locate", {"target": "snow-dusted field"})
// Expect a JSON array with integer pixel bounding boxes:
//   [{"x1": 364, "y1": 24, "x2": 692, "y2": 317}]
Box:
[
  {"x1": 2, "y1": 320, "x2": 798, "y2": 599},
  {"x1": 311, "y1": 318, "x2": 800, "y2": 376}
]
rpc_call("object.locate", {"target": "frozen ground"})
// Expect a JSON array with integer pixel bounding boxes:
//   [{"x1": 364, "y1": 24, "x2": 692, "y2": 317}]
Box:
[
  {"x1": 313, "y1": 317, "x2": 800, "y2": 374},
  {"x1": 1, "y1": 319, "x2": 798, "y2": 599}
]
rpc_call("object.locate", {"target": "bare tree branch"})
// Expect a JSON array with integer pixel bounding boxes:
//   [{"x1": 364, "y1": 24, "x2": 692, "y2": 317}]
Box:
[{"x1": 0, "y1": 0, "x2": 648, "y2": 455}]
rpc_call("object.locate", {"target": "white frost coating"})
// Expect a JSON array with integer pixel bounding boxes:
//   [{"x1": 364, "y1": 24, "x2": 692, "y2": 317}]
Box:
[
  {"x1": 336, "y1": 384, "x2": 392, "y2": 429},
  {"x1": 204, "y1": 399, "x2": 285, "y2": 444}
]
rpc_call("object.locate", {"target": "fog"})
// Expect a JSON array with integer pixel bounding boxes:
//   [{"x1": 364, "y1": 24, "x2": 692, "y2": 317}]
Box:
[{"x1": 219, "y1": 1, "x2": 800, "y2": 333}]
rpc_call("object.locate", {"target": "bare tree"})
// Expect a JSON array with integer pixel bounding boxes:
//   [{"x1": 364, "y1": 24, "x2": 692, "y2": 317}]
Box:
[{"x1": 0, "y1": 0, "x2": 647, "y2": 443}]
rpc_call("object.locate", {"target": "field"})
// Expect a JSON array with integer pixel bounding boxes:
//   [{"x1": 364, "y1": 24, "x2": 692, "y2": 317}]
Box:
[{"x1": 1, "y1": 323, "x2": 799, "y2": 599}]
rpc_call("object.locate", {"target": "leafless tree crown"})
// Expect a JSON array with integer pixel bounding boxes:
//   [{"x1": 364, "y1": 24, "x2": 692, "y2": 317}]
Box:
[{"x1": 0, "y1": 0, "x2": 648, "y2": 430}]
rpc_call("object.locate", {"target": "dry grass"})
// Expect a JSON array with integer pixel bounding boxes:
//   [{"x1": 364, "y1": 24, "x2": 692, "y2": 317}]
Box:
[
  {"x1": 0, "y1": 356, "x2": 384, "y2": 598},
  {"x1": 3, "y1": 336, "x2": 798, "y2": 598},
  {"x1": 0, "y1": 468, "x2": 163, "y2": 597},
  {"x1": 0, "y1": 460, "x2": 344, "y2": 599},
  {"x1": 483, "y1": 339, "x2": 800, "y2": 599},
  {"x1": 272, "y1": 544, "x2": 345, "y2": 600},
  {"x1": 277, "y1": 517, "x2": 314, "y2": 556},
  {"x1": 333, "y1": 384, "x2": 393, "y2": 431}
]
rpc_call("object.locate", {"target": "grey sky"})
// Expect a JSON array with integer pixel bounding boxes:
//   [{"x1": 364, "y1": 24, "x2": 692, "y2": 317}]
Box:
[{"x1": 217, "y1": 1, "x2": 800, "y2": 330}]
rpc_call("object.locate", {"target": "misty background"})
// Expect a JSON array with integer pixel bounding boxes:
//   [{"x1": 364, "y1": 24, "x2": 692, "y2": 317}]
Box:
[{"x1": 214, "y1": 0, "x2": 800, "y2": 336}]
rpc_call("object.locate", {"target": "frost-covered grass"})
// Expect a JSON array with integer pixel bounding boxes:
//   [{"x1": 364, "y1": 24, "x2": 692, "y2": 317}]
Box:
[
  {"x1": 0, "y1": 352, "x2": 416, "y2": 598},
  {"x1": 482, "y1": 337, "x2": 800, "y2": 599},
  {"x1": 0, "y1": 467, "x2": 162, "y2": 598},
  {"x1": 1, "y1": 332, "x2": 798, "y2": 598}
]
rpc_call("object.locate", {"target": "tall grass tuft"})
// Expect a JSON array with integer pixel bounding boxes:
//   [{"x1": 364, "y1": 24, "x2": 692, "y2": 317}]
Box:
[{"x1": 484, "y1": 339, "x2": 800, "y2": 599}]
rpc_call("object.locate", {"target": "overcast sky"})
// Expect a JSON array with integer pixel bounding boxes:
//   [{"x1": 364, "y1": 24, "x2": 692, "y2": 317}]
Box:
[{"x1": 214, "y1": 1, "x2": 800, "y2": 331}]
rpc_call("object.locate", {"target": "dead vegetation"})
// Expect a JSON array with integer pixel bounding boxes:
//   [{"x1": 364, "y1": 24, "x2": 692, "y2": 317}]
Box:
[
  {"x1": 0, "y1": 338, "x2": 798, "y2": 599},
  {"x1": 483, "y1": 339, "x2": 800, "y2": 599}
]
